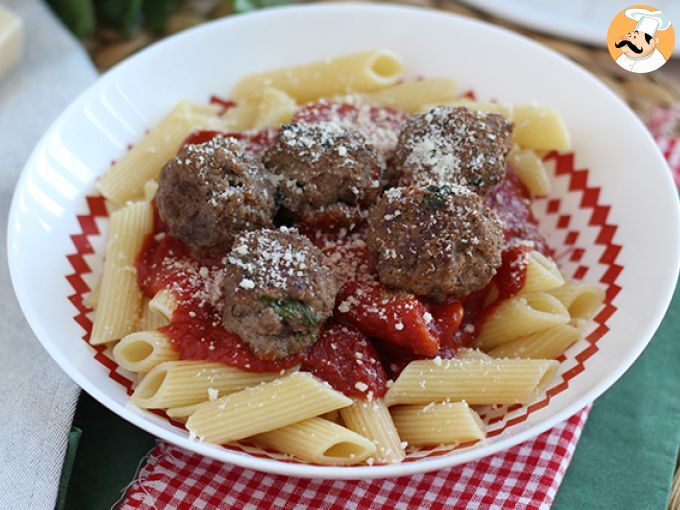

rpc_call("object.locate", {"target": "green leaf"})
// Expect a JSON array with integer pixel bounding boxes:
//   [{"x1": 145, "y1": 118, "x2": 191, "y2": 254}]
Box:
[
  {"x1": 232, "y1": 0, "x2": 290, "y2": 14},
  {"x1": 262, "y1": 298, "x2": 320, "y2": 329},
  {"x1": 47, "y1": 0, "x2": 96, "y2": 38},
  {"x1": 423, "y1": 184, "x2": 454, "y2": 210},
  {"x1": 95, "y1": 0, "x2": 144, "y2": 35},
  {"x1": 142, "y1": 0, "x2": 182, "y2": 33}
]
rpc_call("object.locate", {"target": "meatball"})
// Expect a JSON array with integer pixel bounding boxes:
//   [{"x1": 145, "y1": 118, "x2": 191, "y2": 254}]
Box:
[
  {"x1": 366, "y1": 185, "x2": 503, "y2": 301},
  {"x1": 156, "y1": 136, "x2": 276, "y2": 256},
  {"x1": 391, "y1": 106, "x2": 513, "y2": 194},
  {"x1": 222, "y1": 227, "x2": 338, "y2": 359},
  {"x1": 262, "y1": 122, "x2": 384, "y2": 221}
]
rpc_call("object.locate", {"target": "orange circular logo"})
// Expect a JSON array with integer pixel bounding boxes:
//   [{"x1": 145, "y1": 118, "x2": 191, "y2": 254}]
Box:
[{"x1": 607, "y1": 5, "x2": 674, "y2": 73}]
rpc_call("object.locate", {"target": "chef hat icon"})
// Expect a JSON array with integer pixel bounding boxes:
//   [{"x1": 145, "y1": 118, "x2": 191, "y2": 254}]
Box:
[{"x1": 625, "y1": 8, "x2": 672, "y2": 37}]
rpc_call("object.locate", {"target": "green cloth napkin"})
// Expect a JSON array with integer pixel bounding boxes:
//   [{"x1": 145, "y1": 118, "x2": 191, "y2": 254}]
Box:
[{"x1": 554, "y1": 285, "x2": 680, "y2": 509}]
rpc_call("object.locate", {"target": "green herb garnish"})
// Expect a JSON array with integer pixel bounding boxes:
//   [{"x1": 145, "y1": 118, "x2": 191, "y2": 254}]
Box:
[
  {"x1": 262, "y1": 298, "x2": 320, "y2": 329},
  {"x1": 423, "y1": 185, "x2": 453, "y2": 210}
]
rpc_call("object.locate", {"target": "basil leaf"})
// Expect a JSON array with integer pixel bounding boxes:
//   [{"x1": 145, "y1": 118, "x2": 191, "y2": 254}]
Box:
[{"x1": 262, "y1": 298, "x2": 320, "y2": 329}]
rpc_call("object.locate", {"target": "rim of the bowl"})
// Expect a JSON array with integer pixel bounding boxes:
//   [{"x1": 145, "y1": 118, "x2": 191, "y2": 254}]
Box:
[{"x1": 7, "y1": 2, "x2": 680, "y2": 479}]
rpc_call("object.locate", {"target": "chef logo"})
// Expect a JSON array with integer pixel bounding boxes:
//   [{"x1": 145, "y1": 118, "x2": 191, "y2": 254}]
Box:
[{"x1": 607, "y1": 5, "x2": 674, "y2": 74}]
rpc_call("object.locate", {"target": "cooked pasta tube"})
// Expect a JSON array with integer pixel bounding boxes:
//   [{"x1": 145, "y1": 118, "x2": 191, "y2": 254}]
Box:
[
  {"x1": 83, "y1": 276, "x2": 101, "y2": 309},
  {"x1": 143, "y1": 179, "x2": 159, "y2": 201},
  {"x1": 520, "y1": 251, "x2": 565, "y2": 294},
  {"x1": 384, "y1": 358, "x2": 559, "y2": 406},
  {"x1": 97, "y1": 101, "x2": 230, "y2": 204},
  {"x1": 548, "y1": 283, "x2": 605, "y2": 319},
  {"x1": 391, "y1": 401, "x2": 485, "y2": 446},
  {"x1": 253, "y1": 87, "x2": 297, "y2": 128},
  {"x1": 166, "y1": 402, "x2": 207, "y2": 423},
  {"x1": 488, "y1": 323, "x2": 582, "y2": 360},
  {"x1": 508, "y1": 146, "x2": 551, "y2": 197},
  {"x1": 131, "y1": 360, "x2": 280, "y2": 409},
  {"x1": 221, "y1": 99, "x2": 259, "y2": 131},
  {"x1": 339, "y1": 398, "x2": 405, "y2": 464},
  {"x1": 186, "y1": 372, "x2": 352, "y2": 444},
  {"x1": 472, "y1": 293, "x2": 569, "y2": 350},
  {"x1": 230, "y1": 50, "x2": 405, "y2": 102},
  {"x1": 90, "y1": 201, "x2": 153, "y2": 345},
  {"x1": 455, "y1": 348, "x2": 493, "y2": 361},
  {"x1": 253, "y1": 417, "x2": 376, "y2": 465},
  {"x1": 113, "y1": 330, "x2": 179, "y2": 373},
  {"x1": 149, "y1": 289, "x2": 178, "y2": 322},
  {"x1": 512, "y1": 104, "x2": 571, "y2": 151},
  {"x1": 141, "y1": 297, "x2": 170, "y2": 330},
  {"x1": 364, "y1": 78, "x2": 457, "y2": 113}
]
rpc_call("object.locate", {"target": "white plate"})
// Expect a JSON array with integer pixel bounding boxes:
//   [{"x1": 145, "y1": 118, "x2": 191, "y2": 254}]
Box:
[
  {"x1": 460, "y1": 0, "x2": 680, "y2": 55},
  {"x1": 7, "y1": 3, "x2": 680, "y2": 479}
]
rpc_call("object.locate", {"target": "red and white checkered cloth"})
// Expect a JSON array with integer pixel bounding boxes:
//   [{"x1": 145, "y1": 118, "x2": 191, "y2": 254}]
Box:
[
  {"x1": 647, "y1": 105, "x2": 680, "y2": 187},
  {"x1": 115, "y1": 106, "x2": 680, "y2": 510},
  {"x1": 117, "y1": 407, "x2": 590, "y2": 510}
]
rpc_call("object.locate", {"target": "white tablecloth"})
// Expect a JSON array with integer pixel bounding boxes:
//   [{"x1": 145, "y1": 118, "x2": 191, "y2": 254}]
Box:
[{"x1": 0, "y1": 1, "x2": 96, "y2": 508}]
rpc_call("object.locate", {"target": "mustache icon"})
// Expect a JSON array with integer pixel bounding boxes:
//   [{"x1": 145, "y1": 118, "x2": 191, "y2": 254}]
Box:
[{"x1": 615, "y1": 39, "x2": 644, "y2": 54}]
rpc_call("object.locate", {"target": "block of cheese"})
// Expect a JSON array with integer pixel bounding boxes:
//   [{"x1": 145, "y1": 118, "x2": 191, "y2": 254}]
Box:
[{"x1": 0, "y1": 5, "x2": 22, "y2": 81}]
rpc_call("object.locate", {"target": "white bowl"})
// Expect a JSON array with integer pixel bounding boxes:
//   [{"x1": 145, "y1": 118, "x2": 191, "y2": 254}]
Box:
[{"x1": 7, "y1": 3, "x2": 680, "y2": 479}]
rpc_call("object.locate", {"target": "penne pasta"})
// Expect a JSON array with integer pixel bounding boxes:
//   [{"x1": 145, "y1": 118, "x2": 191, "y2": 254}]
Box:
[
  {"x1": 252, "y1": 87, "x2": 297, "y2": 128},
  {"x1": 364, "y1": 78, "x2": 458, "y2": 113},
  {"x1": 112, "y1": 330, "x2": 179, "y2": 373},
  {"x1": 166, "y1": 401, "x2": 208, "y2": 424},
  {"x1": 488, "y1": 323, "x2": 582, "y2": 360},
  {"x1": 221, "y1": 99, "x2": 259, "y2": 132},
  {"x1": 90, "y1": 201, "x2": 153, "y2": 345},
  {"x1": 455, "y1": 348, "x2": 493, "y2": 361},
  {"x1": 339, "y1": 398, "x2": 405, "y2": 464},
  {"x1": 149, "y1": 289, "x2": 178, "y2": 322},
  {"x1": 253, "y1": 417, "x2": 376, "y2": 465},
  {"x1": 549, "y1": 282, "x2": 605, "y2": 319},
  {"x1": 186, "y1": 372, "x2": 352, "y2": 444},
  {"x1": 512, "y1": 104, "x2": 571, "y2": 151},
  {"x1": 143, "y1": 179, "x2": 159, "y2": 201},
  {"x1": 391, "y1": 401, "x2": 485, "y2": 446},
  {"x1": 384, "y1": 358, "x2": 559, "y2": 406},
  {"x1": 83, "y1": 275, "x2": 101, "y2": 310},
  {"x1": 97, "y1": 101, "x2": 230, "y2": 204},
  {"x1": 141, "y1": 297, "x2": 170, "y2": 330},
  {"x1": 472, "y1": 293, "x2": 570, "y2": 350},
  {"x1": 230, "y1": 50, "x2": 405, "y2": 102},
  {"x1": 521, "y1": 251, "x2": 565, "y2": 294},
  {"x1": 508, "y1": 146, "x2": 551, "y2": 197},
  {"x1": 131, "y1": 360, "x2": 281, "y2": 409}
]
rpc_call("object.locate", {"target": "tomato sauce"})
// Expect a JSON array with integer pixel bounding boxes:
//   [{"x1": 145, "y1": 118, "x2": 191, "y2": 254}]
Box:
[
  {"x1": 134, "y1": 101, "x2": 554, "y2": 395},
  {"x1": 303, "y1": 323, "x2": 388, "y2": 398},
  {"x1": 486, "y1": 170, "x2": 553, "y2": 256},
  {"x1": 136, "y1": 203, "x2": 303, "y2": 372}
]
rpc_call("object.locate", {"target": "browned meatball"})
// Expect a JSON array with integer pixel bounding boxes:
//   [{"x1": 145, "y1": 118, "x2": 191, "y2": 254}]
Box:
[
  {"x1": 262, "y1": 122, "x2": 384, "y2": 221},
  {"x1": 156, "y1": 136, "x2": 277, "y2": 256},
  {"x1": 391, "y1": 106, "x2": 513, "y2": 194},
  {"x1": 366, "y1": 185, "x2": 503, "y2": 301},
  {"x1": 222, "y1": 227, "x2": 338, "y2": 360}
]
